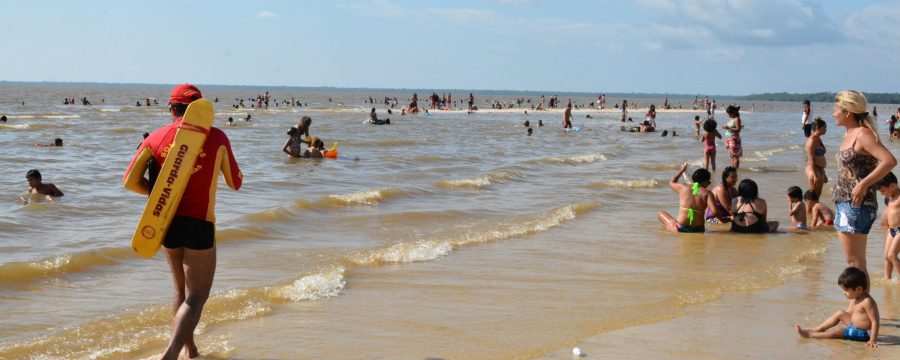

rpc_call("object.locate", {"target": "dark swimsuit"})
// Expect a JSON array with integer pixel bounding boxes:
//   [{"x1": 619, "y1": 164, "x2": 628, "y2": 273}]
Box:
[{"x1": 730, "y1": 202, "x2": 769, "y2": 233}]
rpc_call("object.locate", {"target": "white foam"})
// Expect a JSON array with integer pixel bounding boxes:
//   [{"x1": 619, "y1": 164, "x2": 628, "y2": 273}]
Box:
[
  {"x1": 273, "y1": 267, "x2": 346, "y2": 302},
  {"x1": 349, "y1": 203, "x2": 595, "y2": 266},
  {"x1": 593, "y1": 179, "x2": 659, "y2": 189},
  {"x1": 42, "y1": 115, "x2": 80, "y2": 119},
  {"x1": 439, "y1": 170, "x2": 520, "y2": 189},
  {"x1": 542, "y1": 153, "x2": 607, "y2": 165},
  {"x1": 329, "y1": 190, "x2": 385, "y2": 205},
  {"x1": 441, "y1": 176, "x2": 493, "y2": 189}
]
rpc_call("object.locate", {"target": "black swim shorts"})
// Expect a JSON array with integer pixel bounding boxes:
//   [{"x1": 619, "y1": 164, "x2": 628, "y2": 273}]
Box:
[{"x1": 163, "y1": 216, "x2": 216, "y2": 250}]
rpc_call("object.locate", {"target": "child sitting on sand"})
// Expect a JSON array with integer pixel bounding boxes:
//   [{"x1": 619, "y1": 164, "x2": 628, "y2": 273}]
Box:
[
  {"x1": 657, "y1": 163, "x2": 729, "y2": 233},
  {"x1": 22, "y1": 169, "x2": 64, "y2": 203},
  {"x1": 796, "y1": 267, "x2": 879, "y2": 348},
  {"x1": 787, "y1": 186, "x2": 807, "y2": 230},
  {"x1": 803, "y1": 190, "x2": 834, "y2": 227},
  {"x1": 877, "y1": 172, "x2": 900, "y2": 281}
]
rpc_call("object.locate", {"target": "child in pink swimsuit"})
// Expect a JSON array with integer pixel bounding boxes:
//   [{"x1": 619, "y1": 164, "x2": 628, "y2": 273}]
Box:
[{"x1": 702, "y1": 118, "x2": 722, "y2": 172}]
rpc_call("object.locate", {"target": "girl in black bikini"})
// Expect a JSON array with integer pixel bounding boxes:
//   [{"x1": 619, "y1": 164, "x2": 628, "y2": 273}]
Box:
[{"x1": 731, "y1": 179, "x2": 779, "y2": 233}]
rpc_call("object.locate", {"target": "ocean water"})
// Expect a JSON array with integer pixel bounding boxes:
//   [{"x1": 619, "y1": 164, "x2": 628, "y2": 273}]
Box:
[{"x1": 1, "y1": 83, "x2": 899, "y2": 359}]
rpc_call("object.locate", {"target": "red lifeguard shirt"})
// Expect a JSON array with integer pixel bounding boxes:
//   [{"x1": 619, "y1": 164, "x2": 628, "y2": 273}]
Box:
[{"x1": 124, "y1": 119, "x2": 242, "y2": 222}]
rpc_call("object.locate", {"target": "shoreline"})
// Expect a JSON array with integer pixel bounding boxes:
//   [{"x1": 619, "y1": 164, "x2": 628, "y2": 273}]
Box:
[{"x1": 543, "y1": 234, "x2": 900, "y2": 359}]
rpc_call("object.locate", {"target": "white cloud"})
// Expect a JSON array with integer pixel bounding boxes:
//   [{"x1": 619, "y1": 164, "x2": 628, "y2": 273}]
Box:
[
  {"x1": 257, "y1": 10, "x2": 278, "y2": 19},
  {"x1": 636, "y1": 0, "x2": 842, "y2": 47},
  {"x1": 845, "y1": 4, "x2": 900, "y2": 48}
]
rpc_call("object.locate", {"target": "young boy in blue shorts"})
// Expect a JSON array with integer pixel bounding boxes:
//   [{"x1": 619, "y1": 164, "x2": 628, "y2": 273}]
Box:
[{"x1": 796, "y1": 267, "x2": 879, "y2": 348}]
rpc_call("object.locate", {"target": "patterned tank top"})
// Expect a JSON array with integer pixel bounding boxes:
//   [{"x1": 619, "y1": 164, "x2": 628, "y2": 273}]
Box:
[{"x1": 833, "y1": 134, "x2": 878, "y2": 208}]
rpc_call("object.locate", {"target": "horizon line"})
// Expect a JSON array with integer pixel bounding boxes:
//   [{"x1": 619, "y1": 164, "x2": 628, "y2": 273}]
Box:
[{"x1": 0, "y1": 80, "x2": 884, "y2": 99}]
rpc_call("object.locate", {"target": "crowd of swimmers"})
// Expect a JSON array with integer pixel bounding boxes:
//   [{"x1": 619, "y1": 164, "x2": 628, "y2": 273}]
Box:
[{"x1": 63, "y1": 97, "x2": 95, "y2": 105}]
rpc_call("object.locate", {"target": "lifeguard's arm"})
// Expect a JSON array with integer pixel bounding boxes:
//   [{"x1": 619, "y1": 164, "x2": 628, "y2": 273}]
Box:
[
  {"x1": 123, "y1": 145, "x2": 153, "y2": 195},
  {"x1": 865, "y1": 298, "x2": 880, "y2": 347},
  {"x1": 217, "y1": 137, "x2": 243, "y2": 191}
]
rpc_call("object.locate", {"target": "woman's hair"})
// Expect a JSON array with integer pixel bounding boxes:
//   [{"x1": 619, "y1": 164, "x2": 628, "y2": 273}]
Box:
[
  {"x1": 811, "y1": 116, "x2": 826, "y2": 131},
  {"x1": 650, "y1": 104, "x2": 656, "y2": 111},
  {"x1": 287, "y1": 127, "x2": 298, "y2": 136},
  {"x1": 737, "y1": 179, "x2": 759, "y2": 202},
  {"x1": 835, "y1": 90, "x2": 879, "y2": 142},
  {"x1": 703, "y1": 119, "x2": 717, "y2": 132},
  {"x1": 297, "y1": 116, "x2": 312, "y2": 137},
  {"x1": 725, "y1": 105, "x2": 740, "y2": 117},
  {"x1": 721, "y1": 166, "x2": 737, "y2": 185},
  {"x1": 54, "y1": 138, "x2": 63, "y2": 146},
  {"x1": 691, "y1": 168, "x2": 711, "y2": 184}
]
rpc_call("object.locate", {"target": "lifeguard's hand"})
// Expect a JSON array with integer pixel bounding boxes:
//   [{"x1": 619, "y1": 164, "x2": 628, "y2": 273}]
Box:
[
  {"x1": 680, "y1": 163, "x2": 688, "y2": 172},
  {"x1": 867, "y1": 341, "x2": 878, "y2": 348}
]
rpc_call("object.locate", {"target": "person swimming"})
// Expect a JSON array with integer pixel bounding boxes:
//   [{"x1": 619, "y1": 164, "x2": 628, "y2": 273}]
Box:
[{"x1": 22, "y1": 169, "x2": 64, "y2": 203}]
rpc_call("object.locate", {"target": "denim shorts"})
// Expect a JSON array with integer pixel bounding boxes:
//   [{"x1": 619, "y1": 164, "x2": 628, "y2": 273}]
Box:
[{"x1": 834, "y1": 202, "x2": 877, "y2": 235}]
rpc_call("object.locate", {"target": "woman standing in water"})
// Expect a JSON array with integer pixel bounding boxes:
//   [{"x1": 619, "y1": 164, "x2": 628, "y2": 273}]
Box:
[
  {"x1": 832, "y1": 90, "x2": 896, "y2": 275},
  {"x1": 282, "y1": 116, "x2": 311, "y2": 158},
  {"x1": 722, "y1": 105, "x2": 743, "y2": 169},
  {"x1": 805, "y1": 117, "x2": 828, "y2": 197}
]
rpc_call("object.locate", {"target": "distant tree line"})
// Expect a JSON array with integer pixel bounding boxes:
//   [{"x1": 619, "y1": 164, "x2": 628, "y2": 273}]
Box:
[{"x1": 740, "y1": 92, "x2": 900, "y2": 104}]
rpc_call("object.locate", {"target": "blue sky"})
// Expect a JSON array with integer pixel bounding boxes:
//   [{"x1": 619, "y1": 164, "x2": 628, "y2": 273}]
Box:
[{"x1": 2, "y1": 0, "x2": 898, "y2": 95}]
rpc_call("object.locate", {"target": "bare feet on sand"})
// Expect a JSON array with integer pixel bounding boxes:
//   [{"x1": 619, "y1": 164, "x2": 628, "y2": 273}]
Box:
[{"x1": 795, "y1": 325, "x2": 810, "y2": 338}]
